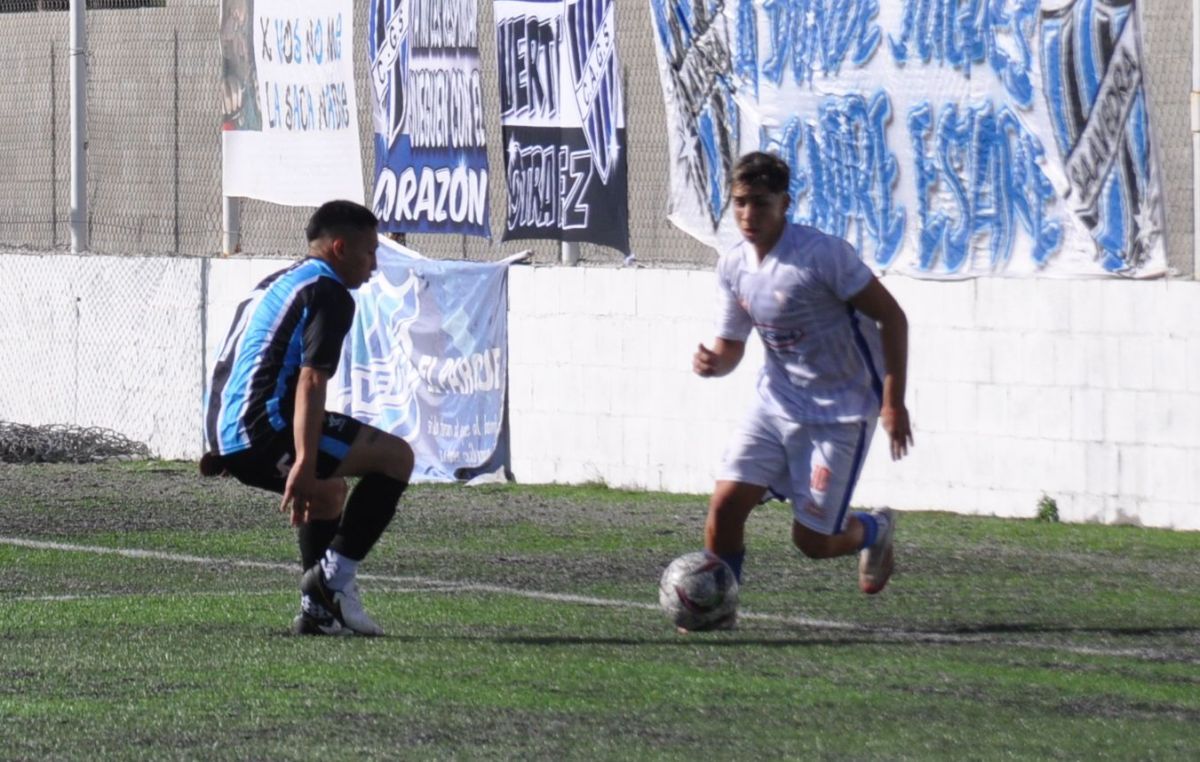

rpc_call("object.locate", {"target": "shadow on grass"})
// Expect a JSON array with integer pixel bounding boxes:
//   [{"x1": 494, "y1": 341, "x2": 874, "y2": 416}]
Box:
[{"x1": 927, "y1": 623, "x2": 1200, "y2": 637}]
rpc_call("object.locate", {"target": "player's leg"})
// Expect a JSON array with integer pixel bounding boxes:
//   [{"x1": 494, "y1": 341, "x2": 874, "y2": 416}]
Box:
[
  {"x1": 708, "y1": 405, "x2": 788, "y2": 583},
  {"x1": 787, "y1": 419, "x2": 895, "y2": 592},
  {"x1": 705, "y1": 481, "x2": 766, "y2": 582},
  {"x1": 297, "y1": 477, "x2": 347, "y2": 568},
  {"x1": 217, "y1": 441, "x2": 351, "y2": 635},
  {"x1": 300, "y1": 414, "x2": 415, "y2": 636},
  {"x1": 326, "y1": 418, "x2": 413, "y2": 563}
]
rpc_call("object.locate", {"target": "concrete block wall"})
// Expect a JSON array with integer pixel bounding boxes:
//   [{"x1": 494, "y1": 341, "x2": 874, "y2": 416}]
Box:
[
  {"x1": 0, "y1": 253, "x2": 205, "y2": 460},
  {"x1": 507, "y1": 266, "x2": 764, "y2": 494},
  {"x1": 509, "y1": 266, "x2": 1200, "y2": 532},
  {"x1": 2, "y1": 253, "x2": 1196, "y2": 531}
]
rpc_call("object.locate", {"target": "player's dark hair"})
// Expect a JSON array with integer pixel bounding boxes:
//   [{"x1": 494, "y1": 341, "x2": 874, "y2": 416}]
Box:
[
  {"x1": 733, "y1": 151, "x2": 790, "y2": 194},
  {"x1": 305, "y1": 200, "x2": 379, "y2": 243}
]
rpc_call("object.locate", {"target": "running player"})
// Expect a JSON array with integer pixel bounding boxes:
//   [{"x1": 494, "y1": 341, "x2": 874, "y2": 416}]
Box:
[
  {"x1": 692, "y1": 152, "x2": 913, "y2": 626},
  {"x1": 201, "y1": 199, "x2": 414, "y2": 637}
]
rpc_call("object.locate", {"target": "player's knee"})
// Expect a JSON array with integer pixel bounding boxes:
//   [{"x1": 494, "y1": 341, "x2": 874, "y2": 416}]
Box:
[
  {"x1": 389, "y1": 436, "x2": 414, "y2": 482},
  {"x1": 364, "y1": 428, "x2": 414, "y2": 482},
  {"x1": 792, "y1": 523, "x2": 838, "y2": 559}
]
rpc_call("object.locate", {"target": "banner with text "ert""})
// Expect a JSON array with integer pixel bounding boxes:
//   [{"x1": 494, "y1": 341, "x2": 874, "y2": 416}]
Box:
[{"x1": 495, "y1": 0, "x2": 631, "y2": 254}]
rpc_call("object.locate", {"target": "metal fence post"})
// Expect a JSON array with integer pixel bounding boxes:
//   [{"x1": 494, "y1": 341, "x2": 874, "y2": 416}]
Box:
[
  {"x1": 222, "y1": 196, "x2": 242, "y2": 256},
  {"x1": 69, "y1": 0, "x2": 88, "y2": 253}
]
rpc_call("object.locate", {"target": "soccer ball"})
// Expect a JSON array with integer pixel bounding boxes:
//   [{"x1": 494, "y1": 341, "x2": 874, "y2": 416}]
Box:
[{"x1": 658, "y1": 551, "x2": 739, "y2": 631}]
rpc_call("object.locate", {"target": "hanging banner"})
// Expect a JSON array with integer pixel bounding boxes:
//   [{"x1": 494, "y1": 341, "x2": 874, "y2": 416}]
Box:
[
  {"x1": 368, "y1": 0, "x2": 491, "y2": 237},
  {"x1": 334, "y1": 237, "x2": 510, "y2": 483},
  {"x1": 495, "y1": 0, "x2": 631, "y2": 254},
  {"x1": 648, "y1": 0, "x2": 1166, "y2": 278},
  {"x1": 220, "y1": 0, "x2": 364, "y2": 206}
]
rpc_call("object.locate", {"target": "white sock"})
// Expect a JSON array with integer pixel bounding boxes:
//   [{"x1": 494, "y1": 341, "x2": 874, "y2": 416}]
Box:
[{"x1": 320, "y1": 549, "x2": 359, "y2": 591}]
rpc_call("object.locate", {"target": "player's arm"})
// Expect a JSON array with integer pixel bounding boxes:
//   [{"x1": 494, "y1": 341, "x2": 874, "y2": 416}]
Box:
[
  {"x1": 281, "y1": 365, "x2": 331, "y2": 523},
  {"x1": 848, "y1": 277, "x2": 912, "y2": 460},
  {"x1": 693, "y1": 337, "x2": 745, "y2": 378},
  {"x1": 281, "y1": 281, "x2": 352, "y2": 523},
  {"x1": 700, "y1": 260, "x2": 751, "y2": 378}
]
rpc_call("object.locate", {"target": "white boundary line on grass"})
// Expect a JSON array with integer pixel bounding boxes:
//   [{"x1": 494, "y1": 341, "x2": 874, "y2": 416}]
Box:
[{"x1": 2, "y1": 536, "x2": 1193, "y2": 661}]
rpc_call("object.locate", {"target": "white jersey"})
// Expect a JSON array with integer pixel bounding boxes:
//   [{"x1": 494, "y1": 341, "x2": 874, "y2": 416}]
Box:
[{"x1": 715, "y1": 223, "x2": 884, "y2": 424}]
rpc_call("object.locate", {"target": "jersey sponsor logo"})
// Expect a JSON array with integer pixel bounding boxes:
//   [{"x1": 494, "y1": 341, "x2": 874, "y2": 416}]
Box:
[{"x1": 757, "y1": 323, "x2": 803, "y2": 351}]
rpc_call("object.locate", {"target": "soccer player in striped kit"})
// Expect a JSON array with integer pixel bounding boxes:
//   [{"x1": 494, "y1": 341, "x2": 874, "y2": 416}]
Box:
[
  {"x1": 693, "y1": 152, "x2": 913, "y2": 625},
  {"x1": 202, "y1": 200, "x2": 413, "y2": 637}
]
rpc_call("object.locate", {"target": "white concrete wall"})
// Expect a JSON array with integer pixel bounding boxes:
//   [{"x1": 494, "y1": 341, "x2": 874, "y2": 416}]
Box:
[
  {"x1": 2, "y1": 253, "x2": 1196, "y2": 531},
  {"x1": 0, "y1": 253, "x2": 205, "y2": 460},
  {"x1": 508, "y1": 266, "x2": 1200, "y2": 532}
]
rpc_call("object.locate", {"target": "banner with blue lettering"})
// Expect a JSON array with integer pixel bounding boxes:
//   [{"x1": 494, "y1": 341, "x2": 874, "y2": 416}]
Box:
[
  {"x1": 221, "y1": 0, "x2": 364, "y2": 206},
  {"x1": 495, "y1": 0, "x2": 631, "y2": 254},
  {"x1": 649, "y1": 0, "x2": 1166, "y2": 278},
  {"x1": 334, "y1": 237, "x2": 510, "y2": 483},
  {"x1": 368, "y1": 0, "x2": 491, "y2": 237}
]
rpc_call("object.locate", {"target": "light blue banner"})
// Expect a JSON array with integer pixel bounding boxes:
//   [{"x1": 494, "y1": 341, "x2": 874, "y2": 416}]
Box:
[
  {"x1": 336, "y1": 237, "x2": 509, "y2": 482},
  {"x1": 650, "y1": 0, "x2": 1166, "y2": 279}
]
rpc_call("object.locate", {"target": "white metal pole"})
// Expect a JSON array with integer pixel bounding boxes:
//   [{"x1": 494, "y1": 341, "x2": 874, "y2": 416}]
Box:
[
  {"x1": 69, "y1": 0, "x2": 88, "y2": 253},
  {"x1": 1192, "y1": 0, "x2": 1199, "y2": 276},
  {"x1": 222, "y1": 196, "x2": 241, "y2": 255},
  {"x1": 561, "y1": 241, "x2": 580, "y2": 266}
]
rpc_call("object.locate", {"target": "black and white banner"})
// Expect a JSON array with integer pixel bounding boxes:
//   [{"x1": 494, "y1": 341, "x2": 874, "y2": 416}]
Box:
[{"x1": 495, "y1": 0, "x2": 630, "y2": 254}]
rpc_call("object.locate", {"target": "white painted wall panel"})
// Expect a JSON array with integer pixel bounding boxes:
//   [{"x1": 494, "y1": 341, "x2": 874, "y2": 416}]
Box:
[
  {"x1": 0, "y1": 254, "x2": 203, "y2": 459},
  {"x1": 509, "y1": 267, "x2": 1200, "y2": 531},
  {"x1": 4, "y1": 256, "x2": 1196, "y2": 530}
]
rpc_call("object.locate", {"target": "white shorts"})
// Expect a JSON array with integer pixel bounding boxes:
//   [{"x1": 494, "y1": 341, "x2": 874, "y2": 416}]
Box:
[{"x1": 716, "y1": 404, "x2": 876, "y2": 536}]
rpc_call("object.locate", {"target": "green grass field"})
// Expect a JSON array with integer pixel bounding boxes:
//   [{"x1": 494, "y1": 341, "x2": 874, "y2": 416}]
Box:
[{"x1": 1, "y1": 462, "x2": 1197, "y2": 760}]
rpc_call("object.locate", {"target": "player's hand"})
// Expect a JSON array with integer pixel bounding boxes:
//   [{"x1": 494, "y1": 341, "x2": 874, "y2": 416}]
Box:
[
  {"x1": 693, "y1": 343, "x2": 719, "y2": 377},
  {"x1": 280, "y1": 460, "x2": 320, "y2": 527},
  {"x1": 881, "y1": 404, "x2": 913, "y2": 461}
]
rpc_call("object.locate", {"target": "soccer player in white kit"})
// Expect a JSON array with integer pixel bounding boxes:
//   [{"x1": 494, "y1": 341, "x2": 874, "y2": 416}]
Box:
[{"x1": 693, "y1": 152, "x2": 912, "y2": 620}]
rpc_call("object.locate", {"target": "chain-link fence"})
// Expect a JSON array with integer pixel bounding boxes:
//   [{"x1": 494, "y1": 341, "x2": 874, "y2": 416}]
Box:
[{"x1": 0, "y1": 1, "x2": 1193, "y2": 272}]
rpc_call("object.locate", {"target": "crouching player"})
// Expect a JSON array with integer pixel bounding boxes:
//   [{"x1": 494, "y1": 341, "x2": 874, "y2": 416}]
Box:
[
  {"x1": 692, "y1": 152, "x2": 913, "y2": 627},
  {"x1": 201, "y1": 200, "x2": 413, "y2": 636}
]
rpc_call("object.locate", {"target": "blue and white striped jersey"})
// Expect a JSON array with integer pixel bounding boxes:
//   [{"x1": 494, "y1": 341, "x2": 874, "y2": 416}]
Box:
[
  {"x1": 204, "y1": 258, "x2": 355, "y2": 455},
  {"x1": 715, "y1": 224, "x2": 884, "y2": 424}
]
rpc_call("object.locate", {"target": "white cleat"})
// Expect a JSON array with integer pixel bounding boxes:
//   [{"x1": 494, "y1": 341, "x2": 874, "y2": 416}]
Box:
[
  {"x1": 330, "y1": 580, "x2": 385, "y2": 637},
  {"x1": 301, "y1": 566, "x2": 385, "y2": 637},
  {"x1": 859, "y1": 507, "x2": 896, "y2": 595}
]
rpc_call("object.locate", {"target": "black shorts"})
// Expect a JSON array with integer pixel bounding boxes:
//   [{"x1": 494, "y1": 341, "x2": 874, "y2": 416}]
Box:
[{"x1": 218, "y1": 411, "x2": 363, "y2": 494}]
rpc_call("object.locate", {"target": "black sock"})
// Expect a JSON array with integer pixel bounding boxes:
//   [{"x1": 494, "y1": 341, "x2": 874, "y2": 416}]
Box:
[
  {"x1": 298, "y1": 518, "x2": 339, "y2": 571},
  {"x1": 329, "y1": 475, "x2": 406, "y2": 561}
]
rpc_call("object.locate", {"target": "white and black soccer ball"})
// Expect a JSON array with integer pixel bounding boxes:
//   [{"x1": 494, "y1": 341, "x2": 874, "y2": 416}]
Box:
[{"x1": 658, "y1": 551, "x2": 739, "y2": 631}]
